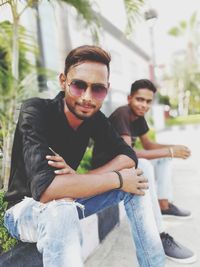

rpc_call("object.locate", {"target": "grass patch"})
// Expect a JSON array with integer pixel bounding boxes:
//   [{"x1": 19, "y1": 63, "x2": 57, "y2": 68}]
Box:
[{"x1": 166, "y1": 114, "x2": 200, "y2": 126}]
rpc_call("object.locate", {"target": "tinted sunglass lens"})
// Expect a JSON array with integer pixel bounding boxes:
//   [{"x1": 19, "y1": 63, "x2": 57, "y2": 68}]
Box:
[
  {"x1": 92, "y1": 85, "x2": 107, "y2": 100},
  {"x1": 70, "y1": 80, "x2": 87, "y2": 96}
]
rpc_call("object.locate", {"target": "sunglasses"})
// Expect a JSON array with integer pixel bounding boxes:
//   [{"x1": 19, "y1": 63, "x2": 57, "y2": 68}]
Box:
[{"x1": 68, "y1": 79, "x2": 108, "y2": 100}]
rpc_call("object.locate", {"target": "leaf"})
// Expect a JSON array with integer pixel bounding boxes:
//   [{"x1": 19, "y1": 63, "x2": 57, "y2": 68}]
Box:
[
  {"x1": 168, "y1": 27, "x2": 181, "y2": 36},
  {"x1": 123, "y1": 0, "x2": 144, "y2": 35}
]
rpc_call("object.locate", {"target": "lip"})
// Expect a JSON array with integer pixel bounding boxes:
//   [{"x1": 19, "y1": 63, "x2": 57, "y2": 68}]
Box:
[
  {"x1": 137, "y1": 109, "x2": 146, "y2": 115},
  {"x1": 77, "y1": 104, "x2": 95, "y2": 112}
]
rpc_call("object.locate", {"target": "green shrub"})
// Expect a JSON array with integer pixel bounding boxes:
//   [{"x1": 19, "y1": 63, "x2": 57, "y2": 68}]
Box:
[
  {"x1": 166, "y1": 114, "x2": 200, "y2": 126},
  {"x1": 77, "y1": 147, "x2": 92, "y2": 174},
  {"x1": 134, "y1": 129, "x2": 156, "y2": 149},
  {"x1": 0, "y1": 191, "x2": 18, "y2": 254}
]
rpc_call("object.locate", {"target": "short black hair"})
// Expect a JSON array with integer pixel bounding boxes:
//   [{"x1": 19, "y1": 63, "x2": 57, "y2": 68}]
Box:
[
  {"x1": 130, "y1": 79, "x2": 157, "y2": 95},
  {"x1": 64, "y1": 45, "x2": 111, "y2": 77}
]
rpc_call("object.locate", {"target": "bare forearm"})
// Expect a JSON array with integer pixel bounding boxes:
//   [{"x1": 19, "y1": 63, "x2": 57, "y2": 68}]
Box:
[
  {"x1": 89, "y1": 154, "x2": 135, "y2": 174},
  {"x1": 40, "y1": 172, "x2": 119, "y2": 203},
  {"x1": 122, "y1": 135, "x2": 171, "y2": 160},
  {"x1": 142, "y1": 141, "x2": 172, "y2": 150},
  {"x1": 136, "y1": 148, "x2": 171, "y2": 159},
  {"x1": 139, "y1": 143, "x2": 191, "y2": 159}
]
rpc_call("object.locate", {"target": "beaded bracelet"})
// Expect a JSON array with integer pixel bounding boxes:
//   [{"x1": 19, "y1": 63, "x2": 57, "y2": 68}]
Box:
[{"x1": 113, "y1": 170, "x2": 123, "y2": 189}]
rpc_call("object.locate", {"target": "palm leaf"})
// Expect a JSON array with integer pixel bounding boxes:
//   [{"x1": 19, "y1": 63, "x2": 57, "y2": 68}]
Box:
[{"x1": 123, "y1": 0, "x2": 144, "y2": 35}]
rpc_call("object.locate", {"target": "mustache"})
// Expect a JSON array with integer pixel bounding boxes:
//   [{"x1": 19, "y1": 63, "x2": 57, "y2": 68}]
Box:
[{"x1": 75, "y1": 101, "x2": 96, "y2": 109}]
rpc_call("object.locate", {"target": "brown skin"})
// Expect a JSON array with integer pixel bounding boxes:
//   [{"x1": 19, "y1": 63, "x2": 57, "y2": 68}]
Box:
[
  {"x1": 40, "y1": 61, "x2": 148, "y2": 203},
  {"x1": 122, "y1": 88, "x2": 191, "y2": 210}
]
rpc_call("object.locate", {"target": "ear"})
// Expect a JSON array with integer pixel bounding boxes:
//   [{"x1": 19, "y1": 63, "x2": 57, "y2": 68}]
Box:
[
  {"x1": 127, "y1": 94, "x2": 132, "y2": 104},
  {"x1": 59, "y1": 73, "x2": 66, "y2": 91}
]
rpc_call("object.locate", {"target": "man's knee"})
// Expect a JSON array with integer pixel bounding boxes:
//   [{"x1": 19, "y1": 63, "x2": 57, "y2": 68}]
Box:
[
  {"x1": 44, "y1": 200, "x2": 80, "y2": 225},
  {"x1": 37, "y1": 200, "x2": 82, "y2": 252},
  {"x1": 138, "y1": 158, "x2": 155, "y2": 184}
]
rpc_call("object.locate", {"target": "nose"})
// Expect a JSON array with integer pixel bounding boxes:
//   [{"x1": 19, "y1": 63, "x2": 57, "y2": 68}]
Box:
[
  {"x1": 81, "y1": 87, "x2": 93, "y2": 101},
  {"x1": 141, "y1": 101, "x2": 148, "y2": 109}
]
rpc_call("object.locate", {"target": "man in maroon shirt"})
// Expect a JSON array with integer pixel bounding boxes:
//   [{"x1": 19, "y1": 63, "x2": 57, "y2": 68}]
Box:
[{"x1": 92, "y1": 78, "x2": 196, "y2": 264}]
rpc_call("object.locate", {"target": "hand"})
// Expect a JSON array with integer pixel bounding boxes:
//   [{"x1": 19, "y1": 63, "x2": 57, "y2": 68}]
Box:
[
  {"x1": 46, "y1": 154, "x2": 76, "y2": 175},
  {"x1": 171, "y1": 145, "x2": 191, "y2": 159},
  {"x1": 119, "y1": 168, "x2": 149, "y2": 196}
]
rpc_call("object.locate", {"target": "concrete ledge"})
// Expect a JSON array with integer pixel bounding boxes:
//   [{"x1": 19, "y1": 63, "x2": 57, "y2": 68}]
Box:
[{"x1": 0, "y1": 242, "x2": 42, "y2": 267}]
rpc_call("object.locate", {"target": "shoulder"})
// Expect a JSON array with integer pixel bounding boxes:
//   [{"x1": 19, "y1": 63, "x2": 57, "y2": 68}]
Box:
[
  {"x1": 21, "y1": 97, "x2": 49, "y2": 111},
  {"x1": 19, "y1": 96, "x2": 57, "y2": 125},
  {"x1": 20, "y1": 92, "x2": 61, "y2": 115},
  {"x1": 109, "y1": 105, "x2": 130, "y2": 123},
  {"x1": 109, "y1": 105, "x2": 129, "y2": 121},
  {"x1": 110, "y1": 105, "x2": 129, "y2": 117}
]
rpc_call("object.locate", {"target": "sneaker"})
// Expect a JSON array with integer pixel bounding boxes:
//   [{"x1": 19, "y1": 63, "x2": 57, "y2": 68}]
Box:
[
  {"x1": 160, "y1": 232, "x2": 197, "y2": 264},
  {"x1": 161, "y1": 203, "x2": 192, "y2": 219}
]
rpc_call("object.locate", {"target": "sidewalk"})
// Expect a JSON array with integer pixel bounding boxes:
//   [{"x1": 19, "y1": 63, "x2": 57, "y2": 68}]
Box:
[{"x1": 85, "y1": 124, "x2": 200, "y2": 267}]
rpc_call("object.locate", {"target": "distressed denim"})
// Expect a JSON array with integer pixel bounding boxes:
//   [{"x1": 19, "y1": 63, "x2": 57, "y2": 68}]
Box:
[
  {"x1": 138, "y1": 159, "x2": 164, "y2": 233},
  {"x1": 4, "y1": 188, "x2": 165, "y2": 267},
  {"x1": 151, "y1": 158, "x2": 173, "y2": 201}
]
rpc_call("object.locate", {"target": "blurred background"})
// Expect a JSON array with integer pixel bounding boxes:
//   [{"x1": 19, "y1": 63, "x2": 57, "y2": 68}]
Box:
[
  {"x1": 1, "y1": 0, "x2": 200, "y2": 191},
  {"x1": 0, "y1": 0, "x2": 200, "y2": 259}
]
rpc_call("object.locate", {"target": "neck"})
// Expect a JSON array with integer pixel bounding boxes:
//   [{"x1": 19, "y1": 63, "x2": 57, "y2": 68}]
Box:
[
  {"x1": 128, "y1": 104, "x2": 138, "y2": 120},
  {"x1": 64, "y1": 102, "x2": 83, "y2": 130}
]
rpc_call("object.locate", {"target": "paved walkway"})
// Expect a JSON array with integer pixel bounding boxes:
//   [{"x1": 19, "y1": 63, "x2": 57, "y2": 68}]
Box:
[{"x1": 85, "y1": 124, "x2": 200, "y2": 267}]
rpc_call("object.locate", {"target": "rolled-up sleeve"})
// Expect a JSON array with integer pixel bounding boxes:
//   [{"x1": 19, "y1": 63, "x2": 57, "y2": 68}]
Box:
[{"x1": 18, "y1": 100, "x2": 56, "y2": 200}]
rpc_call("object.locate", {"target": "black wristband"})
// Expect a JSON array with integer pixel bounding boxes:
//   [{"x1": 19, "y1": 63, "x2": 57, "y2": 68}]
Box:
[{"x1": 113, "y1": 170, "x2": 123, "y2": 189}]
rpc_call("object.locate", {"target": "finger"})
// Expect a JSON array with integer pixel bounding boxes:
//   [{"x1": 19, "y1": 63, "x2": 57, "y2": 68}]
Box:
[
  {"x1": 55, "y1": 168, "x2": 76, "y2": 174},
  {"x1": 48, "y1": 147, "x2": 59, "y2": 155},
  {"x1": 137, "y1": 182, "x2": 149, "y2": 190},
  {"x1": 135, "y1": 189, "x2": 145, "y2": 196},
  {"x1": 48, "y1": 161, "x2": 66, "y2": 168},
  {"x1": 136, "y1": 168, "x2": 143, "y2": 175},
  {"x1": 138, "y1": 176, "x2": 148, "y2": 183},
  {"x1": 46, "y1": 155, "x2": 63, "y2": 161},
  {"x1": 55, "y1": 168, "x2": 71, "y2": 174}
]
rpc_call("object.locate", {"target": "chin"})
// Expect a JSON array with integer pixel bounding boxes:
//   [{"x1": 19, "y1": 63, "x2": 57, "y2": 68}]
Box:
[
  {"x1": 75, "y1": 111, "x2": 95, "y2": 120},
  {"x1": 136, "y1": 112, "x2": 145, "y2": 117}
]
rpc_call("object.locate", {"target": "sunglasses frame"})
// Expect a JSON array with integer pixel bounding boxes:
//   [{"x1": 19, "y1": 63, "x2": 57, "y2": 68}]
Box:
[{"x1": 68, "y1": 79, "x2": 108, "y2": 101}]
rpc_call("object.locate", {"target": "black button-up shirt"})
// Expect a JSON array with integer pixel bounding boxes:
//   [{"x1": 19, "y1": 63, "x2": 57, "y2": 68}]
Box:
[{"x1": 5, "y1": 92, "x2": 138, "y2": 207}]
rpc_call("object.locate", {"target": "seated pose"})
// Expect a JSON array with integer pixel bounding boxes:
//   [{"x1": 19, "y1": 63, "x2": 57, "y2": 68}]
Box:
[
  {"x1": 92, "y1": 79, "x2": 196, "y2": 264},
  {"x1": 4, "y1": 46, "x2": 165, "y2": 267},
  {"x1": 108, "y1": 79, "x2": 191, "y2": 218}
]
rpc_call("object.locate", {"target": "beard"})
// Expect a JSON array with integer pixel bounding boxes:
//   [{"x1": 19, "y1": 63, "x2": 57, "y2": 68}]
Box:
[
  {"x1": 67, "y1": 104, "x2": 89, "y2": 120},
  {"x1": 65, "y1": 100, "x2": 97, "y2": 121}
]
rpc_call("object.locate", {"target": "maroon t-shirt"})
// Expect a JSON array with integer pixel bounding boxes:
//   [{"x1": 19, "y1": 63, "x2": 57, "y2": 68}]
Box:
[
  {"x1": 109, "y1": 105, "x2": 149, "y2": 146},
  {"x1": 92, "y1": 105, "x2": 148, "y2": 168}
]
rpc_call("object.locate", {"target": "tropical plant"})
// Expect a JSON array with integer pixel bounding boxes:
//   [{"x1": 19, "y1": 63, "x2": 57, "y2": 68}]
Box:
[
  {"x1": 0, "y1": 20, "x2": 38, "y2": 188},
  {"x1": 123, "y1": 0, "x2": 144, "y2": 35},
  {"x1": 0, "y1": 19, "x2": 60, "y2": 187},
  {"x1": 0, "y1": 190, "x2": 18, "y2": 253},
  {"x1": 167, "y1": 12, "x2": 200, "y2": 115},
  {"x1": 0, "y1": 0, "x2": 146, "y2": 188},
  {"x1": 0, "y1": 0, "x2": 100, "y2": 188}
]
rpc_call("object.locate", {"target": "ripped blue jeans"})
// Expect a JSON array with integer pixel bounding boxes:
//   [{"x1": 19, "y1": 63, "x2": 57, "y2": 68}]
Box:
[{"x1": 4, "y1": 189, "x2": 165, "y2": 267}]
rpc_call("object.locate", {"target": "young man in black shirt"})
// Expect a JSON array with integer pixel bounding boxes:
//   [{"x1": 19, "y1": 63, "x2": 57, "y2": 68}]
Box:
[
  {"x1": 92, "y1": 79, "x2": 196, "y2": 264},
  {"x1": 4, "y1": 47, "x2": 165, "y2": 267}
]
